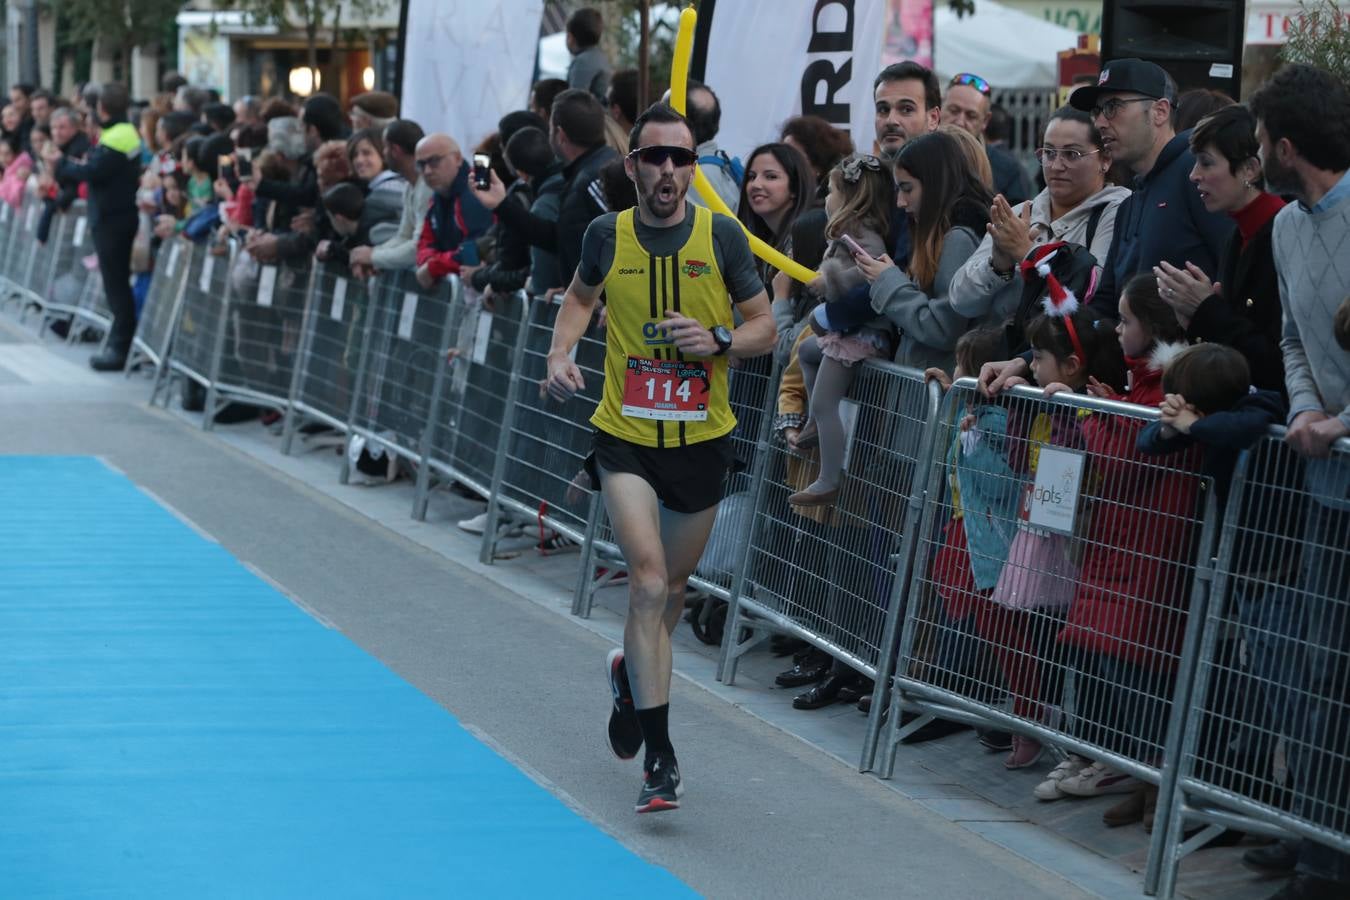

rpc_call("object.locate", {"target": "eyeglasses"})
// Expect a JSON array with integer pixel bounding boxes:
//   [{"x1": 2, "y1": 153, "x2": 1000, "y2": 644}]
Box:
[
  {"x1": 628, "y1": 145, "x2": 697, "y2": 168},
  {"x1": 1090, "y1": 97, "x2": 1156, "y2": 121},
  {"x1": 950, "y1": 73, "x2": 991, "y2": 96},
  {"x1": 414, "y1": 154, "x2": 446, "y2": 171},
  {"x1": 1035, "y1": 147, "x2": 1103, "y2": 165}
]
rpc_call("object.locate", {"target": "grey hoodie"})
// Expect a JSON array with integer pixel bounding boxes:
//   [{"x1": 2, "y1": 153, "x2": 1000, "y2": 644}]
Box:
[{"x1": 948, "y1": 184, "x2": 1131, "y2": 325}]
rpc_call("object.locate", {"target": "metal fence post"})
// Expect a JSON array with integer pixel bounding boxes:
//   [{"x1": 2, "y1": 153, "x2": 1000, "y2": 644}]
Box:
[
  {"x1": 413, "y1": 276, "x2": 462, "y2": 521},
  {"x1": 282, "y1": 262, "x2": 324, "y2": 455},
  {"x1": 339, "y1": 271, "x2": 386, "y2": 486},
  {"x1": 478, "y1": 291, "x2": 535, "y2": 564},
  {"x1": 201, "y1": 244, "x2": 238, "y2": 432},
  {"x1": 859, "y1": 377, "x2": 943, "y2": 772},
  {"x1": 713, "y1": 357, "x2": 782, "y2": 684}
]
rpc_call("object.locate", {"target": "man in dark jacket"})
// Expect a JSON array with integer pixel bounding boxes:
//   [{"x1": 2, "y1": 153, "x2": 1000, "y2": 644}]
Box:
[
  {"x1": 41, "y1": 82, "x2": 142, "y2": 370},
  {"x1": 470, "y1": 89, "x2": 616, "y2": 285},
  {"x1": 36, "y1": 108, "x2": 92, "y2": 244},
  {"x1": 1068, "y1": 59, "x2": 1231, "y2": 318}
]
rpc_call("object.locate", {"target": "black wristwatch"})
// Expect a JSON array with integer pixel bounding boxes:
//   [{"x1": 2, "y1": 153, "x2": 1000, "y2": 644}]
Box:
[{"x1": 710, "y1": 325, "x2": 733, "y2": 356}]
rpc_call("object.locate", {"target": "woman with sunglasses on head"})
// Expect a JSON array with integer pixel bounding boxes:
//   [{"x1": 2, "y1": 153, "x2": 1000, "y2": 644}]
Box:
[
  {"x1": 1153, "y1": 104, "x2": 1287, "y2": 396},
  {"x1": 839, "y1": 130, "x2": 992, "y2": 372},
  {"x1": 949, "y1": 107, "x2": 1130, "y2": 344}
]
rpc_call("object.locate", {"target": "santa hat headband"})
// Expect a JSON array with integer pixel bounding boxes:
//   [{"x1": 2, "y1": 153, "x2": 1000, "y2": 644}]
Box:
[{"x1": 1020, "y1": 243, "x2": 1087, "y2": 364}]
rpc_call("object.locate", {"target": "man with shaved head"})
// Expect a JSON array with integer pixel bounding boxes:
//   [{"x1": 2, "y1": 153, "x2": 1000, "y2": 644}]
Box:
[{"x1": 414, "y1": 133, "x2": 494, "y2": 288}]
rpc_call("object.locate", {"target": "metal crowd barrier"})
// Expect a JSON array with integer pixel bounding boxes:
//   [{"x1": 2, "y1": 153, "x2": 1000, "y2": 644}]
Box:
[
  {"x1": 1156, "y1": 432, "x2": 1350, "y2": 898},
  {"x1": 339, "y1": 270, "x2": 462, "y2": 490},
  {"x1": 164, "y1": 243, "x2": 233, "y2": 419},
  {"x1": 8, "y1": 204, "x2": 1349, "y2": 898},
  {"x1": 421, "y1": 288, "x2": 531, "y2": 511},
  {"x1": 878, "y1": 378, "x2": 1219, "y2": 891},
  {"x1": 282, "y1": 262, "x2": 374, "y2": 452},
  {"x1": 13, "y1": 201, "x2": 63, "y2": 329},
  {"x1": 59, "y1": 201, "x2": 111, "y2": 339},
  {"x1": 128, "y1": 239, "x2": 190, "y2": 406},
  {"x1": 718, "y1": 360, "x2": 941, "y2": 770},
  {"x1": 477, "y1": 296, "x2": 609, "y2": 573},
  {"x1": 204, "y1": 258, "x2": 312, "y2": 423}
]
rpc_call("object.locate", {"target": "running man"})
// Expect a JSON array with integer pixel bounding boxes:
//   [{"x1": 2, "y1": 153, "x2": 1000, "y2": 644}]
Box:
[{"x1": 545, "y1": 102, "x2": 775, "y2": 812}]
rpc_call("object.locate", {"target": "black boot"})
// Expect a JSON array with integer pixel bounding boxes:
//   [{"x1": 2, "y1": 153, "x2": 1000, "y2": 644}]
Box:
[
  {"x1": 775, "y1": 648, "x2": 830, "y2": 687},
  {"x1": 89, "y1": 347, "x2": 128, "y2": 372},
  {"x1": 793, "y1": 672, "x2": 854, "y2": 709}
]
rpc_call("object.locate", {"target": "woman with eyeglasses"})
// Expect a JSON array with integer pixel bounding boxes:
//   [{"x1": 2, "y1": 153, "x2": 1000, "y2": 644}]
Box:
[
  {"x1": 949, "y1": 107, "x2": 1130, "y2": 343},
  {"x1": 1153, "y1": 104, "x2": 1287, "y2": 396}
]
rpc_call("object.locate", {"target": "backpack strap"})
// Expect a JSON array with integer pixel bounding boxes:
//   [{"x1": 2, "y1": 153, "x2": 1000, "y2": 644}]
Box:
[{"x1": 1083, "y1": 202, "x2": 1108, "y2": 256}]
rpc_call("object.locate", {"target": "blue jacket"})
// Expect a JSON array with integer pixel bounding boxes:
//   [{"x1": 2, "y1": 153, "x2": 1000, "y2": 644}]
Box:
[
  {"x1": 952, "y1": 404, "x2": 1019, "y2": 590},
  {"x1": 1088, "y1": 131, "x2": 1232, "y2": 319},
  {"x1": 1137, "y1": 389, "x2": 1286, "y2": 507}
]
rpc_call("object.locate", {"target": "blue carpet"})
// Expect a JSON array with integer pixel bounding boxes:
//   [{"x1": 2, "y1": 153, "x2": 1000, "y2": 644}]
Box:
[{"x1": 0, "y1": 457, "x2": 695, "y2": 898}]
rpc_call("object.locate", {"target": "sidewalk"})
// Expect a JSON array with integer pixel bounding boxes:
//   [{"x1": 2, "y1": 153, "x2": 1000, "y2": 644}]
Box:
[{"x1": 0, "y1": 311, "x2": 1283, "y2": 899}]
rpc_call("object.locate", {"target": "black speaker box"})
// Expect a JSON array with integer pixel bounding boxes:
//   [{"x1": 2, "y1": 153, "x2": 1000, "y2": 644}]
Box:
[{"x1": 1101, "y1": 0, "x2": 1247, "y2": 100}]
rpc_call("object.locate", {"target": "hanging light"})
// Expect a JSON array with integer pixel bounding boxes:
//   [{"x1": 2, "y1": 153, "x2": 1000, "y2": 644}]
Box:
[
  {"x1": 287, "y1": 66, "x2": 321, "y2": 96},
  {"x1": 362, "y1": 66, "x2": 375, "y2": 91}
]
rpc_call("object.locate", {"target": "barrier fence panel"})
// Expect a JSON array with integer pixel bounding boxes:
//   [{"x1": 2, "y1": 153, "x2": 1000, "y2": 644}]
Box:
[
  {"x1": 714, "y1": 360, "x2": 941, "y2": 765},
  {"x1": 878, "y1": 379, "x2": 1219, "y2": 886},
  {"x1": 165, "y1": 243, "x2": 228, "y2": 399},
  {"x1": 205, "y1": 258, "x2": 314, "y2": 422},
  {"x1": 128, "y1": 239, "x2": 190, "y2": 404},
  {"x1": 282, "y1": 263, "x2": 374, "y2": 453},
  {"x1": 478, "y1": 297, "x2": 608, "y2": 567},
  {"x1": 19, "y1": 208, "x2": 68, "y2": 329},
  {"x1": 1156, "y1": 433, "x2": 1350, "y2": 898},
  {"x1": 62, "y1": 202, "x2": 111, "y2": 338},
  {"x1": 339, "y1": 271, "x2": 462, "y2": 491},
  {"x1": 0, "y1": 198, "x2": 22, "y2": 302},
  {"x1": 7, "y1": 200, "x2": 43, "y2": 318},
  {"x1": 420, "y1": 289, "x2": 530, "y2": 511}
]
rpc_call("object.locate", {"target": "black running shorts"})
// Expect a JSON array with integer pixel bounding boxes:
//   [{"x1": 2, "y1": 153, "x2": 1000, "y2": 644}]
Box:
[{"x1": 587, "y1": 430, "x2": 734, "y2": 514}]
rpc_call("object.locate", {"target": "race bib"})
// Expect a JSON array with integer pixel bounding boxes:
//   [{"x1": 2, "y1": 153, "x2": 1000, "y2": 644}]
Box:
[{"x1": 621, "y1": 356, "x2": 710, "y2": 421}]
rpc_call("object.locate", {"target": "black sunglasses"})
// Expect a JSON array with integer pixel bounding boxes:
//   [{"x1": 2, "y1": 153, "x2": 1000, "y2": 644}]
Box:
[
  {"x1": 628, "y1": 145, "x2": 697, "y2": 168},
  {"x1": 950, "y1": 73, "x2": 991, "y2": 96}
]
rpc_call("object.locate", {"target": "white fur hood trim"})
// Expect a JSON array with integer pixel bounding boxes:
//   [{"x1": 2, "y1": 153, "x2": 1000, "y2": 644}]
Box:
[{"x1": 1148, "y1": 341, "x2": 1188, "y2": 372}]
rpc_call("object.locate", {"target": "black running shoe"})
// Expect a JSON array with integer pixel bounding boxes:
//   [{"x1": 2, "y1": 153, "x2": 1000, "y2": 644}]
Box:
[
  {"x1": 606, "y1": 648, "x2": 643, "y2": 760},
  {"x1": 636, "y1": 754, "x2": 682, "y2": 813}
]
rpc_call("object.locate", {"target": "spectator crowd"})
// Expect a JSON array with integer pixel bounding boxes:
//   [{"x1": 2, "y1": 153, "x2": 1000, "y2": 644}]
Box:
[{"x1": 2, "y1": 7, "x2": 1347, "y2": 897}]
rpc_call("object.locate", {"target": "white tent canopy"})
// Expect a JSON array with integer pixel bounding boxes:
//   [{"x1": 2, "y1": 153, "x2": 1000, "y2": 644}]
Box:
[{"x1": 935, "y1": 0, "x2": 1083, "y2": 88}]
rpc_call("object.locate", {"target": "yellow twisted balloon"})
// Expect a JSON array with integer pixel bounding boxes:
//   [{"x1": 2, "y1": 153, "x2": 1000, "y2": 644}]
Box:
[{"x1": 667, "y1": 6, "x2": 820, "y2": 283}]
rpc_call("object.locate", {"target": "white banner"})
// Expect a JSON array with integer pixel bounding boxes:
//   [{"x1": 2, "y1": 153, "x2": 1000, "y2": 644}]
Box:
[
  {"x1": 703, "y1": 0, "x2": 886, "y2": 163},
  {"x1": 401, "y1": 0, "x2": 545, "y2": 149}
]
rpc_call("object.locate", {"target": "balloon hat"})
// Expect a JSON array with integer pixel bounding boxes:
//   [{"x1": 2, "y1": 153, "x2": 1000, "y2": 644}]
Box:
[{"x1": 667, "y1": 6, "x2": 820, "y2": 284}]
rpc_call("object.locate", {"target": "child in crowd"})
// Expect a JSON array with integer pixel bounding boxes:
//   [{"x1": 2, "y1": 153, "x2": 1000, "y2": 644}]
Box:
[
  {"x1": 1048, "y1": 273, "x2": 1200, "y2": 830},
  {"x1": 1138, "y1": 343, "x2": 1294, "y2": 805},
  {"x1": 990, "y1": 301, "x2": 1125, "y2": 771},
  {"x1": 0, "y1": 135, "x2": 33, "y2": 208},
  {"x1": 785, "y1": 154, "x2": 893, "y2": 507}
]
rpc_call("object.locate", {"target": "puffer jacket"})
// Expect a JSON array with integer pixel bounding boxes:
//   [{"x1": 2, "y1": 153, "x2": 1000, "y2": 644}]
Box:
[{"x1": 1058, "y1": 343, "x2": 1204, "y2": 670}]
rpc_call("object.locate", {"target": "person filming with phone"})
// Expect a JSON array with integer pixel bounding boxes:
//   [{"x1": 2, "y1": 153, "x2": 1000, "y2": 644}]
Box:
[{"x1": 413, "y1": 132, "x2": 493, "y2": 288}]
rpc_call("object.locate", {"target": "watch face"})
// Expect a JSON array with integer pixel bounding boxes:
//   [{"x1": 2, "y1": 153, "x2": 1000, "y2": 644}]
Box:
[{"x1": 713, "y1": 326, "x2": 732, "y2": 350}]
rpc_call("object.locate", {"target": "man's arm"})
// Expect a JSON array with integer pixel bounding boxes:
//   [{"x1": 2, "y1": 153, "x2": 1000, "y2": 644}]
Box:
[{"x1": 545, "y1": 273, "x2": 604, "y2": 401}]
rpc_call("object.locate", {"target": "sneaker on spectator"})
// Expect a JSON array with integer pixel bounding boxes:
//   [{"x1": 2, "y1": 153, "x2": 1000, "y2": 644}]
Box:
[
  {"x1": 1033, "y1": 754, "x2": 1090, "y2": 801},
  {"x1": 457, "y1": 511, "x2": 490, "y2": 534},
  {"x1": 537, "y1": 529, "x2": 579, "y2": 555},
  {"x1": 1058, "y1": 761, "x2": 1139, "y2": 797}
]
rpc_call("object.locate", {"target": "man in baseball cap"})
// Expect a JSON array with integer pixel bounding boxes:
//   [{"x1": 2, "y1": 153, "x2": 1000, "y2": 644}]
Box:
[{"x1": 1064, "y1": 58, "x2": 1230, "y2": 319}]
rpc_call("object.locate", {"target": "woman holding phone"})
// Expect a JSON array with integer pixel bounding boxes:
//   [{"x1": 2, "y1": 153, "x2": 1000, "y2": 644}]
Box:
[{"x1": 839, "y1": 131, "x2": 992, "y2": 373}]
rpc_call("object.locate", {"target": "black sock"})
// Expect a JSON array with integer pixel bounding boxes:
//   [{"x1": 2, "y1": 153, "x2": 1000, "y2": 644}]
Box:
[{"x1": 636, "y1": 704, "x2": 673, "y2": 760}]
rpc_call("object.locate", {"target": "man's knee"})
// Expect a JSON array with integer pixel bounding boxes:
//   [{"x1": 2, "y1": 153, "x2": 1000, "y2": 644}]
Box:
[{"x1": 628, "y1": 566, "x2": 671, "y2": 614}]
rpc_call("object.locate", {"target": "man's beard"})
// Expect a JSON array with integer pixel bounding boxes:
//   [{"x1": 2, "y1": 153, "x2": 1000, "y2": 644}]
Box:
[
  {"x1": 640, "y1": 171, "x2": 687, "y2": 218},
  {"x1": 1263, "y1": 153, "x2": 1301, "y2": 198}
]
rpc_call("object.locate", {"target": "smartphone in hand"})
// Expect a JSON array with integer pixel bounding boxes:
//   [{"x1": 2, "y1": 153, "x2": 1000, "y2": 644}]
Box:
[
  {"x1": 472, "y1": 153, "x2": 492, "y2": 190},
  {"x1": 840, "y1": 233, "x2": 869, "y2": 258}
]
